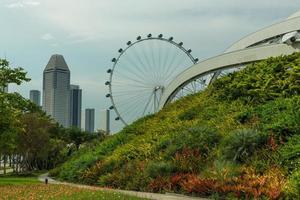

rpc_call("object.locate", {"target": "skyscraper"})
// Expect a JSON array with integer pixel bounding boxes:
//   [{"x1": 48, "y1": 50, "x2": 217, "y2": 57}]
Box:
[
  {"x1": 85, "y1": 108, "x2": 95, "y2": 133},
  {"x1": 43, "y1": 54, "x2": 70, "y2": 127},
  {"x1": 29, "y1": 90, "x2": 41, "y2": 106},
  {"x1": 70, "y1": 85, "x2": 82, "y2": 128},
  {"x1": 100, "y1": 109, "x2": 110, "y2": 134}
]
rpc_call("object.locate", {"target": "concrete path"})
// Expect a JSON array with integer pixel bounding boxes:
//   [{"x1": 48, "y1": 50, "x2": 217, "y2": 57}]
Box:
[{"x1": 38, "y1": 173, "x2": 208, "y2": 200}]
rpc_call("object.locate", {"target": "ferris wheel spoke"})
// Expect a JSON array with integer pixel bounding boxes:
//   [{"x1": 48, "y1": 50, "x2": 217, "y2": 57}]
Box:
[
  {"x1": 163, "y1": 48, "x2": 182, "y2": 82},
  {"x1": 121, "y1": 52, "x2": 150, "y2": 81},
  {"x1": 161, "y1": 43, "x2": 171, "y2": 74},
  {"x1": 131, "y1": 44, "x2": 158, "y2": 83},
  {"x1": 116, "y1": 102, "x2": 150, "y2": 119},
  {"x1": 116, "y1": 94, "x2": 147, "y2": 109},
  {"x1": 112, "y1": 78, "x2": 154, "y2": 88},
  {"x1": 113, "y1": 82, "x2": 154, "y2": 89},
  {"x1": 155, "y1": 40, "x2": 165, "y2": 83},
  {"x1": 165, "y1": 54, "x2": 189, "y2": 82},
  {"x1": 166, "y1": 53, "x2": 189, "y2": 79},
  {"x1": 112, "y1": 89, "x2": 153, "y2": 96},
  {"x1": 113, "y1": 91, "x2": 151, "y2": 99},
  {"x1": 115, "y1": 62, "x2": 151, "y2": 85},
  {"x1": 113, "y1": 94, "x2": 151, "y2": 105},
  {"x1": 108, "y1": 36, "x2": 195, "y2": 125},
  {"x1": 148, "y1": 40, "x2": 160, "y2": 83},
  {"x1": 140, "y1": 42, "x2": 154, "y2": 75},
  {"x1": 118, "y1": 95, "x2": 150, "y2": 120},
  {"x1": 131, "y1": 44, "x2": 156, "y2": 82},
  {"x1": 125, "y1": 99, "x2": 147, "y2": 119},
  {"x1": 157, "y1": 42, "x2": 165, "y2": 82},
  {"x1": 157, "y1": 40, "x2": 162, "y2": 82},
  {"x1": 160, "y1": 43, "x2": 174, "y2": 83},
  {"x1": 132, "y1": 94, "x2": 154, "y2": 118},
  {"x1": 160, "y1": 42, "x2": 172, "y2": 82},
  {"x1": 140, "y1": 41, "x2": 158, "y2": 82},
  {"x1": 142, "y1": 92, "x2": 154, "y2": 115},
  {"x1": 114, "y1": 90, "x2": 151, "y2": 100},
  {"x1": 113, "y1": 70, "x2": 152, "y2": 86}
]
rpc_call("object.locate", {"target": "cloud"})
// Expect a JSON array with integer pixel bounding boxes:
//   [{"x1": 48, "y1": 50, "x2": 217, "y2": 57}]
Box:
[
  {"x1": 41, "y1": 33, "x2": 55, "y2": 40},
  {"x1": 6, "y1": 2, "x2": 24, "y2": 8},
  {"x1": 24, "y1": 1, "x2": 40, "y2": 6},
  {"x1": 2, "y1": 0, "x2": 299, "y2": 132},
  {"x1": 26, "y1": 0, "x2": 299, "y2": 45},
  {"x1": 6, "y1": 0, "x2": 40, "y2": 8}
]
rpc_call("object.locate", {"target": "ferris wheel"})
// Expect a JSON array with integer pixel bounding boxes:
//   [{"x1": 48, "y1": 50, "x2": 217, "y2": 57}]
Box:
[{"x1": 105, "y1": 34, "x2": 198, "y2": 125}]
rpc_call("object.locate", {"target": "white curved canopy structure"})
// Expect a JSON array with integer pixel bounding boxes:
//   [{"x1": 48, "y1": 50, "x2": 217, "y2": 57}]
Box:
[
  {"x1": 225, "y1": 16, "x2": 300, "y2": 52},
  {"x1": 158, "y1": 11, "x2": 300, "y2": 109},
  {"x1": 287, "y1": 10, "x2": 300, "y2": 19}
]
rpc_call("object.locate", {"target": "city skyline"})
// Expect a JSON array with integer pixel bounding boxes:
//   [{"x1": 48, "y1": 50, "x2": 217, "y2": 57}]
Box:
[{"x1": 2, "y1": 0, "x2": 299, "y2": 132}]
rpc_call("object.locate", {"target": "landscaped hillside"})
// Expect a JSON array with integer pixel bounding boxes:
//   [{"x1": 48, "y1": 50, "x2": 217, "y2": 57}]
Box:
[{"x1": 51, "y1": 52, "x2": 300, "y2": 199}]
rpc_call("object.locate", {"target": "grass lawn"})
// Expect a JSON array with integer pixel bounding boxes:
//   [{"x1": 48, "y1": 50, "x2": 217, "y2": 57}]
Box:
[
  {"x1": 0, "y1": 177, "x2": 40, "y2": 186},
  {"x1": 0, "y1": 184, "x2": 147, "y2": 200},
  {"x1": 0, "y1": 176, "x2": 147, "y2": 199}
]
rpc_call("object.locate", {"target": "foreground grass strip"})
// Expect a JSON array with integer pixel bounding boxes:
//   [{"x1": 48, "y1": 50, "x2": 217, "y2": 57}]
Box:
[
  {"x1": 0, "y1": 177, "x2": 40, "y2": 186},
  {"x1": 0, "y1": 184, "x2": 148, "y2": 200}
]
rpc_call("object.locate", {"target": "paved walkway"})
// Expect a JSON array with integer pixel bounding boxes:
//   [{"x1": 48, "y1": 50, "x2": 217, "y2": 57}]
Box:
[{"x1": 38, "y1": 173, "x2": 207, "y2": 200}]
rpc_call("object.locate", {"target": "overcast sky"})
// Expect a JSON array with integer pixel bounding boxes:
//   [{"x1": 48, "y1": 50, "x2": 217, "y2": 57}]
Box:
[{"x1": 1, "y1": 0, "x2": 299, "y2": 132}]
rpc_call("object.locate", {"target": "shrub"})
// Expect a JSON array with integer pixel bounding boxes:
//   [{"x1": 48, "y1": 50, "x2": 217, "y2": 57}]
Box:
[
  {"x1": 145, "y1": 161, "x2": 176, "y2": 178},
  {"x1": 164, "y1": 125, "x2": 220, "y2": 158},
  {"x1": 246, "y1": 148, "x2": 281, "y2": 173},
  {"x1": 280, "y1": 134, "x2": 300, "y2": 171},
  {"x1": 180, "y1": 174, "x2": 216, "y2": 195},
  {"x1": 284, "y1": 169, "x2": 300, "y2": 199},
  {"x1": 178, "y1": 108, "x2": 198, "y2": 120},
  {"x1": 215, "y1": 167, "x2": 286, "y2": 199},
  {"x1": 55, "y1": 131, "x2": 135, "y2": 183},
  {"x1": 222, "y1": 129, "x2": 267, "y2": 162},
  {"x1": 203, "y1": 160, "x2": 240, "y2": 183},
  {"x1": 255, "y1": 96, "x2": 300, "y2": 139},
  {"x1": 148, "y1": 176, "x2": 171, "y2": 193},
  {"x1": 174, "y1": 148, "x2": 204, "y2": 173},
  {"x1": 234, "y1": 110, "x2": 253, "y2": 124},
  {"x1": 211, "y1": 52, "x2": 300, "y2": 103}
]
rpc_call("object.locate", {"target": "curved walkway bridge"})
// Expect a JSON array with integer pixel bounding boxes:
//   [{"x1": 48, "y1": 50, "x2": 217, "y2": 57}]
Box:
[{"x1": 159, "y1": 11, "x2": 300, "y2": 109}]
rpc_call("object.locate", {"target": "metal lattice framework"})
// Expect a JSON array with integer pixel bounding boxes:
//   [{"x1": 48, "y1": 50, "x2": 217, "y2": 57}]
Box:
[
  {"x1": 106, "y1": 34, "x2": 198, "y2": 125},
  {"x1": 106, "y1": 11, "x2": 300, "y2": 128},
  {"x1": 159, "y1": 12, "x2": 300, "y2": 108}
]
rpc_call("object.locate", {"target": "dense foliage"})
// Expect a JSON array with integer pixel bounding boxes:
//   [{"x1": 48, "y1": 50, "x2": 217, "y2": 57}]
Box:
[
  {"x1": 0, "y1": 59, "x2": 107, "y2": 174},
  {"x1": 52, "y1": 52, "x2": 300, "y2": 199}
]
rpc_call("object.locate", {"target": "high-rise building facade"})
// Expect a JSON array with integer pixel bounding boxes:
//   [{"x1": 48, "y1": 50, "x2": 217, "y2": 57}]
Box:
[
  {"x1": 70, "y1": 85, "x2": 82, "y2": 128},
  {"x1": 43, "y1": 54, "x2": 70, "y2": 127},
  {"x1": 30, "y1": 90, "x2": 41, "y2": 106},
  {"x1": 100, "y1": 109, "x2": 110, "y2": 134},
  {"x1": 85, "y1": 108, "x2": 95, "y2": 133}
]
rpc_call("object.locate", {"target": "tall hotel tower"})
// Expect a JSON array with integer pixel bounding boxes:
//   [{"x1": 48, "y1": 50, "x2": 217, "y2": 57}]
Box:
[
  {"x1": 70, "y1": 85, "x2": 82, "y2": 128},
  {"x1": 43, "y1": 54, "x2": 70, "y2": 127}
]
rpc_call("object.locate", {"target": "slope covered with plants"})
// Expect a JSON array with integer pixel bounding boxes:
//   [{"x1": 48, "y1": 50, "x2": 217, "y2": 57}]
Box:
[{"x1": 51, "y1": 52, "x2": 300, "y2": 199}]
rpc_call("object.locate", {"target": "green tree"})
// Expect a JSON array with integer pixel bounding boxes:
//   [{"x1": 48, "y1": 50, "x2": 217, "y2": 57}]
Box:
[{"x1": 0, "y1": 59, "x2": 30, "y2": 174}]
